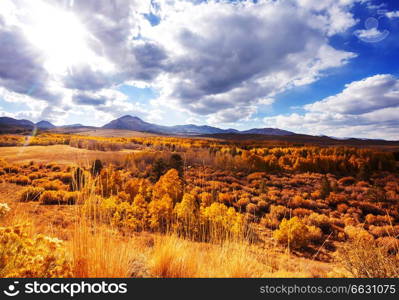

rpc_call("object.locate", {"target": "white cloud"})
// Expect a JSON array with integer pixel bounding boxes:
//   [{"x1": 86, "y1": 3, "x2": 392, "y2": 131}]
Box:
[
  {"x1": 305, "y1": 74, "x2": 399, "y2": 114},
  {"x1": 144, "y1": 0, "x2": 356, "y2": 122},
  {"x1": 264, "y1": 74, "x2": 399, "y2": 140},
  {"x1": 386, "y1": 11, "x2": 399, "y2": 19}
]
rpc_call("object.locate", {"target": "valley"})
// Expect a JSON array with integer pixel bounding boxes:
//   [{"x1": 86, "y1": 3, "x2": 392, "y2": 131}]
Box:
[{"x1": 0, "y1": 131, "x2": 398, "y2": 277}]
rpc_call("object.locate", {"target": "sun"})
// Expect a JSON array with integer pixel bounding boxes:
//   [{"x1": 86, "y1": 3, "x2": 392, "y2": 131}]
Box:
[{"x1": 21, "y1": 1, "x2": 113, "y2": 75}]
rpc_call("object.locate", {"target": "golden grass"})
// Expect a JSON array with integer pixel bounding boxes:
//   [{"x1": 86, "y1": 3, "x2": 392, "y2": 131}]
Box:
[
  {"x1": 147, "y1": 235, "x2": 327, "y2": 278},
  {"x1": 0, "y1": 145, "x2": 138, "y2": 165},
  {"x1": 69, "y1": 222, "x2": 140, "y2": 278},
  {"x1": 0, "y1": 179, "x2": 335, "y2": 278}
]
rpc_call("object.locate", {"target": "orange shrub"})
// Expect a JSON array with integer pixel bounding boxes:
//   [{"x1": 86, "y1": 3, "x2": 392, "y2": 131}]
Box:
[
  {"x1": 42, "y1": 180, "x2": 69, "y2": 191},
  {"x1": 338, "y1": 177, "x2": 356, "y2": 186},
  {"x1": 246, "y1": 203, "x2": 258, "y2": 215},
  {"x1": 269, "y1": 205, "x2": 290, "y2": 221},
  {"x1": 199, "y1": 192, "x2": 213, "y2": 207},
  {"x1": 236, "y1": 197, "x2": 250, "y2": 211},
  {"x1": 218, "y1": 193, "x2": 234, "y2": 206},
  {"x1": 292, "y1": 208, "x2": 313, "y2": 218},
  {"x1": 344, "y1": 226, "x2": 374, "y2": 242},
  {"x1": 273, "y1": 217, "x2": 312, "y2": 250},
  {"x1": 247, "y1": 172, "x2": 266, "y2": 181},
  {"x1": 39, "y1": 191, "x2": 76, "y2": 205},
  {"x1": 20, "y1": 186, "x2": 45, "y2": 202},
  {"x1": 365, "y1": 214, "x2": 393, "y2": 226},
  {"x1": 9, "y1": 175, "x2": 30, "y2": 186}
]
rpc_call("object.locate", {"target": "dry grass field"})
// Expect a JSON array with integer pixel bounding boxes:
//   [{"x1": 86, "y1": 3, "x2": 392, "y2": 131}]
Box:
[
  {"x1": 50, "y1": 128, "x2": 161, "y2": 138},
  {"x1": 0, "y1": 145, "x2": 138, "y2": 165}
]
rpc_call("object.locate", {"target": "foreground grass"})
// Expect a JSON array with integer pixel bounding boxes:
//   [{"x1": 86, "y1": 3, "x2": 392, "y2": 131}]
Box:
[{"x1": 1, "y1": 192, "x2": 331, "y2": 278}]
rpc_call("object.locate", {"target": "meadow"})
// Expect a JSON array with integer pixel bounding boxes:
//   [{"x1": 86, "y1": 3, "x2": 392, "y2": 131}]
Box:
[{"x1": 0, "y1": 132, "x2": 398, "y2": 278}]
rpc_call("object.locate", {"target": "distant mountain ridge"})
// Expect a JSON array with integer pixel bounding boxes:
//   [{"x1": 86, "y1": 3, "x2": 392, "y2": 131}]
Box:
[
  {"x1": 0, "y1": 117, "x2": 34, "y2": 128},
  {"x1": 0, "y1": 117, "x2": 57, "y2": 132},
  {"x1": 102, "y1": 115, "x2": 294, "y2": 136},
  {"x1": 1, "y1": 115, "x2": 397, "y2": 144},
  {"x1": 0, "y1": 115, "x2": 294, "y2": 136},
  {"x1": 36, "y1": 120, "x2": 56, "y2": 129}
]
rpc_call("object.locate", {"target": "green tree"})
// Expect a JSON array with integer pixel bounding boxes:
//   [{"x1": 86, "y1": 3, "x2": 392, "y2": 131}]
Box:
[
  {"x1": 169, "y1": 154, "x2": 184, "y2": 177},
  {"x1": 91, "y1": 159, "x2": 103, "y2": 176},
  {"x1": 150, "y1": 158, "x2": 167, "y2": 182}
]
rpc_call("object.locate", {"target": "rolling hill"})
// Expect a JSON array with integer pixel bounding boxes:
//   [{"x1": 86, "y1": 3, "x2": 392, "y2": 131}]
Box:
[{"x1": 102, "y1": 115, "x2": 294, "y2": 136}]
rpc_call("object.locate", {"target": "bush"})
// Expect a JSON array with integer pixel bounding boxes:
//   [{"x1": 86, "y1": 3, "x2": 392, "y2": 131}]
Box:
[
  {"x1": 20, "y1": 187, "x2": 45, "y2": 202},
  {"x1": 218, "y1": 193, "x2": 234, "y2": 206},
  {"x1": 62, "y1": 192, "x2": 80, "y2": 205},
  {"x1": 257, "y1": 200, "x2": 268, "y2": 212},
  {"x1": 0, "y1": 224, "x2": 72, "y2": 277},
  {"x1": 273, "y1": 217, "x2": 312, "y2": 250},
  {"x1": 0, "y1": 205, "x2": 72, "y2": 277},
  {"x1": 42, "y1": 180, "x2": 69, "y2": 191},
  {"x1": 269, "y1": 205, "x2": 290, "y2": 221},
  {"x1": 365, "y1": 214, "x2": 393, "y2": 226},
  {"x1": 246, "y1": 203, "x2": 258, "y2": 215},
  {"x1": 236, "y1": 197, "x2": 250, "y2": 211},
  {"x1": 306, "y1": 213, "x2": 332, "y2": 233},
  {"x1": 344, "y1": 226, "x2": 374, "y2": 242},
  {"x1": 9, "y1": 175, "x2": 30, "y2": 186},
  {"x1": 39, "y1": 191, "x2": 76, "y2": 205},
  {"x1": 199, "y1": 192, "x2": 213, "y2": 207},
  {"x1": 51, "y1": 173, "x2": 73, "y2": 185},
  {"x1": 338, "y1": 177, "x2": 356, "y2": 186},
  {"x1": 338, "y1": 237, "x2": 399, "y2": 278}
]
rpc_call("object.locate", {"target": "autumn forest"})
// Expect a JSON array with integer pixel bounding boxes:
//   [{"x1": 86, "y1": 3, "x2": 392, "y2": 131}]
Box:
[{"x1": 0, "y1": 132, "x2": 398, "y2": 278}]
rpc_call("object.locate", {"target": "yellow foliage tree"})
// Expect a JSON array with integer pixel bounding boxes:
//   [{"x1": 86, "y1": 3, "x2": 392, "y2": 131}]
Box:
[
  {"x1": 200, "y1": 202, "x2": 244, "y2": 242},
  {"x1": 174, "y1": 193, "x2": 198, "y2": 238},
  {"x1": 148, "y1": 194, "x2": 174, "y2": 233},
  {"x1": 273, "y1": 216, "x2": 312, "y2": 250},
  {"x1": 152, "y1": 169, "x2": 183, "y2": 205}
]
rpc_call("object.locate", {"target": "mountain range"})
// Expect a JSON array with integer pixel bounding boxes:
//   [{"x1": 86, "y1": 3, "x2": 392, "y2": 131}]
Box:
[
  {"x1": 0, "y1": 115, "x2": 294, "y2": 136},
  {"x1": 102, "y1": 115, "x2": 294, "y2": 136},
  {"x1": 1, "y1": 115, "x2": 398, "y2": 145}
]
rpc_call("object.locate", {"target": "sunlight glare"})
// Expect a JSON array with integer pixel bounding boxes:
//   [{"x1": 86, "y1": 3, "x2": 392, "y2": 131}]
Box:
[{"x1": 22, "y1": 2, "x2": 113, "y2": 75}]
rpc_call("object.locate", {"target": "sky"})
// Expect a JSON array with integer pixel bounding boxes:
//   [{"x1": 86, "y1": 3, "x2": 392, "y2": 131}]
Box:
[{"x1": 0, "y1": 0, "x2": 399, "y2": 140}]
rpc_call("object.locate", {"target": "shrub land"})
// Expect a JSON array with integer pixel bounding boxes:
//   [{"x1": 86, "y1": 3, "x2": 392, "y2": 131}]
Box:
[{"x1": 0, "y1": 133, "x2": 398, "y2": 277}]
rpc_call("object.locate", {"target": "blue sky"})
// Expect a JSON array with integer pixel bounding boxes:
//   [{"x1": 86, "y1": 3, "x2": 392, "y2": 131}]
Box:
[{"x1": 0, "y1": 0, "x2": 399, "y2": 139}]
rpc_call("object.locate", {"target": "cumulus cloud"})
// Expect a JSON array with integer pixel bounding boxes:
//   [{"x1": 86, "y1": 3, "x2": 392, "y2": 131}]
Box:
[
  {"x1": 305, "y1": 74, "x2": 399, "y2": 114},
  {"x1": 264, "y1": 74, "x2": 399, "y2": 140},
  {"x1": 144, "y1": 0, "x2": 357, "y2": 121},
  {"x1": 0, "y1": 0, "x2": 370, "y2": 125},
  {"x1": 0, "y1": 17, "x2": 59, "y2": 103}
]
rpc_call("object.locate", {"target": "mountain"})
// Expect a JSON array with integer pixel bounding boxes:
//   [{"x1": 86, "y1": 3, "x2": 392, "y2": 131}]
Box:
[
  {"x1": 240, "y1": 128, "x2": 294, "y2": 136},
  {"x1": 103, "y1": 116, "x2": 241, "y2": 135},
  {"x1": 36, "y1": 120, "x2": 55, "y2": 129},
  {"x1": 0, "y1": 117, "x2": 34, "y2": 128},
  {"x1": 102, "y1": 115, "x2": 294, "y2": 136},
  {"x1": 60, "y1": 124, "x2": 85, "y2": 128},
  {"x1": 0, "y1": 117, "x2": 35, "y2": 133},
  {"x1": 103, "y1": 115, "x2": 166, "y2": 133},
  {"x1": 0, "y1": 117, "x2": 57, "y2": 133},
  {"x1": 169, "y1": 124, "x2": 239, "y2": 135}
]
